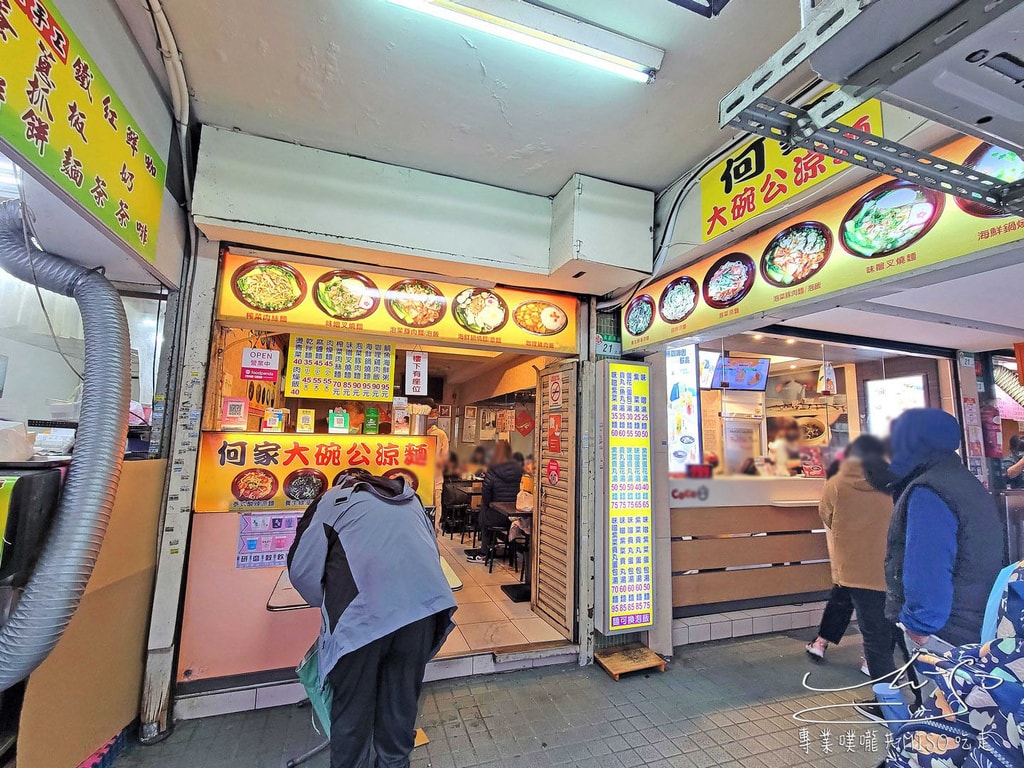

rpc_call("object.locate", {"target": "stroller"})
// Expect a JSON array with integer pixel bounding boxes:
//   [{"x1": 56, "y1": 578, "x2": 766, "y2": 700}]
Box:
[{"x1": 885, "y1": 561, "x2": 1024, "y2": 767}]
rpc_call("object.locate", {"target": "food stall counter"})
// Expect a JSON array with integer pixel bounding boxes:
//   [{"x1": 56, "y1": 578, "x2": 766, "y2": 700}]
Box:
[
  {"x1": 669, "y1": 475, "x2": 825, "y2": 509},
  {"x1": 669, "y1": 476, "x2": 830, "y2": 616}
]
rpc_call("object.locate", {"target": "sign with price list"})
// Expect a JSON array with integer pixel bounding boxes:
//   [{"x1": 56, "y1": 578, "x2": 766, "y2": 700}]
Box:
[
  {"x1": 596, "y1": 361, "x2": 655, "y2": 633},
  {"x1": 286, "y1": 334, "x2": 395, "y2": 401}
]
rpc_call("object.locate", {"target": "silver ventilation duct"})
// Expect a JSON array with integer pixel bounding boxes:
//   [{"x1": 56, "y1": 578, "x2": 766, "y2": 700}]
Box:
[{"x1": 0, "y1": 199, "x2": 129, "y2": 691}]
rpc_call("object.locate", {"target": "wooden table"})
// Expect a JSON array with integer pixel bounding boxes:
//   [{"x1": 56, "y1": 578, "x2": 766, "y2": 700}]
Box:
[{"x1": 490, "y1": 501, "x2": 531, "y2": 518}]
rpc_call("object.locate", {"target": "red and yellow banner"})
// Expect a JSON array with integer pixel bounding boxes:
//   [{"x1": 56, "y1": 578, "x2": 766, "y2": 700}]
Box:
[
  {"x1": 217, "y1": 250, "x2": 579, "y2": 355},
  {"x1": 195, "y1": 432, "x2": 436, "y2": 512},
  {"x1": 0, "y1": 0, "x2": 166, "y2": 262},
  {"x1": 626, "y1": 137, "x2": 1024, "y2": 351},
  {"x1": 701, "y1": 93, "x2": 883, "y2": 241}
]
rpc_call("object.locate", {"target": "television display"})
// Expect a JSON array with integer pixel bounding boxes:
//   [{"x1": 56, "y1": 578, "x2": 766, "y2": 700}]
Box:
[{"x1": 710, "y1": 357, "x2": 770, "y2": 391}]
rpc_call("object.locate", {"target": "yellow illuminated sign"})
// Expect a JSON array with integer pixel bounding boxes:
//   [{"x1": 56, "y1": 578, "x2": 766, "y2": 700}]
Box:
[
  {"x1": 701, "y1": 94, "x2": 883, "y2": 241},
  {"x1": 628, "y1": 137, "x2": 1024, "y2": 351},
  {"x1": 195, "y1": 432, "x2": 436, "y2": 512},
  {"x1": 217, "y1": 251, "x2": 579, "y2": 355}
]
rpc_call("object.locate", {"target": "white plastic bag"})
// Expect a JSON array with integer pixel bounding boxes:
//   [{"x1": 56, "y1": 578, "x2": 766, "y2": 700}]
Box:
[
  {"x1": 516, "y1": 490, "x2": 534, "y2": 513},
  {"x1": 0, "y1": 421, "x2": 35, "y2": 462}
]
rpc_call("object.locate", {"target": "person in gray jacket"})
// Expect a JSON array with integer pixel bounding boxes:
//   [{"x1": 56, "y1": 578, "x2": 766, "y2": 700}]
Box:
[{"x1": 288, "y1": 474, "x2": 457, "y2": 768}]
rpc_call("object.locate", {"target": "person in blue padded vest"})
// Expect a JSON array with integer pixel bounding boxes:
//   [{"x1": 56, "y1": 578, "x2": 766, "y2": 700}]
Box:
[{"x1": 884, "y1": 408, "x2": 1005, "y2": 651}]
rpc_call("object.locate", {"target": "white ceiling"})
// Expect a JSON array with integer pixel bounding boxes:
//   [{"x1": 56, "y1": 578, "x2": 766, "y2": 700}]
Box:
[
  {"x1": 155, "y1": 0, "x2": 800, "y2": 196},
  {"x1": 780, "y1": 256, "x2": 1024, "y2": 353}
]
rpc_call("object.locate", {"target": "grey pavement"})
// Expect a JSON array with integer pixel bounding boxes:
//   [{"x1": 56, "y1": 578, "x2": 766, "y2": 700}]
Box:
[{"x1": 119, "y1": 629, "x2": 888, "y2": 768}]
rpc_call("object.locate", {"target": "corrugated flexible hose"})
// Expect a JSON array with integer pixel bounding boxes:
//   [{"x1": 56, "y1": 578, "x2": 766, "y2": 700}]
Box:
[
  {"x1": 0, "y1": 199, "x2": 129, "y2": 691},
  {"x1": 995, "y1": 365, "x2": 1024, "y2": 409}
]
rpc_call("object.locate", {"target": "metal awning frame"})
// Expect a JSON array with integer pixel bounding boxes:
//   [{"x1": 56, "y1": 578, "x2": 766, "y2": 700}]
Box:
[{"x1": 719, "y1": 0, "x2": 1024, "y2": 214}]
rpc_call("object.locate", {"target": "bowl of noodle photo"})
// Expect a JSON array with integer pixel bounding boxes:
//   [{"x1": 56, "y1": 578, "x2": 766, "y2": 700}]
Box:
[
  {"x1": 384, "y1": 279, "x2": 447, "y2": 328},
  {"x1": 231, "y1": 468, "x2": 279, "y2": 503},
  {"x1": 956, "y1": 142, "x2": 1024, "y2": 218},
  {"x1": 623, "y1": 294, "x2": 656, "y2": 336},
  {"x1": 702, "y1": 253, "x2": 756, "y2": 309},
  {"x1": 313, "y1": 270, "x2": 380, "y2": 320},
  {"x1": 760, "y1": 222, "x2": 833, "y2": 288},
  {"x1": 658, "y1": 276, "x2": 699, "y2": 324},
  {"x1": 232, "y1": 260, "x2": 307, "y2": 313},
  {"x1": 840, "y1": 180, "x2": 944, "y2": 258}
]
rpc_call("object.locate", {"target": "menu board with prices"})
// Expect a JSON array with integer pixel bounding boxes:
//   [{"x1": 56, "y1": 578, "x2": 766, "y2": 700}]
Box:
[
  {"x1": 601, "y1": 362, "x2": 654, "y2": 632},
  {"x1": 194, "y1": 432, "x2": 436, "y2": 511},
  {"x1": 236, "y1": 511, "x2": 302, "y2": 569},
  {"x1": 286, "y1": 334, "x2": 395, "y2": 401}
]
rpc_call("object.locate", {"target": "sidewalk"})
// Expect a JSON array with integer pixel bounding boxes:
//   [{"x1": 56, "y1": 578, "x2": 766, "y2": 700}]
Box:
[{"x1": 119, "y1": 629, "x2": 887, "y2": 768}]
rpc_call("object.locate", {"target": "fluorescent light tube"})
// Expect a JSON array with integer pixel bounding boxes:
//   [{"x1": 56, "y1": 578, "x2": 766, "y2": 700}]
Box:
[{"x1": 386, "y1": 0, "x2": 664, "y2": 83}]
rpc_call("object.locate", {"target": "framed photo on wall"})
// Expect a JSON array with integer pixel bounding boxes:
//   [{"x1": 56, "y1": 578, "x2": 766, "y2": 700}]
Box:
[{"x1": 463, "y1": 406, "x2": 478, "y2": 444}]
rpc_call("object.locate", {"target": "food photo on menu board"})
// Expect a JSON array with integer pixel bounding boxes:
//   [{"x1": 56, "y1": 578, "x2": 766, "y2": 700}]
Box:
[
  {"x1": 218, "y1": 250, "x2": 577, "y2": 354},
  {"x1": 622, "y1": 136, "x2": 1024, "y2": 350}
]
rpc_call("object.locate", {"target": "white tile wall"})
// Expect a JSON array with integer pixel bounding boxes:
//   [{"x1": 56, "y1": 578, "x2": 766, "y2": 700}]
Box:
[
  {"x1": 175, "y1": 688, "x2": 256, "y2": 721},
  {"x1": 671, "y1": 602, "x2": 825, "y2": 649},
  {"x1": 255, "y1": 681, "x2": 307, "y2": 710},
  {"x1": 176, "y1": 646, "x2": 579, "y2": 720}
]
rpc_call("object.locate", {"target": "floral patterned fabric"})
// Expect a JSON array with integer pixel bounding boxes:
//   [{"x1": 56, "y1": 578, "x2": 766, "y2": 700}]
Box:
[{"x1": 887, "y1": 561, "x2": 1024, "y2": 767}]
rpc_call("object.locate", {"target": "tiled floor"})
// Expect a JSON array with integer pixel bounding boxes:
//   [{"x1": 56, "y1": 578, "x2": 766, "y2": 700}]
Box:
[
  {"x1": 119, "y1": 628, "x2": 887, "y2": 768},
  {"x1": 436, "y1": 531, "x2": 565, "y2": 657}
]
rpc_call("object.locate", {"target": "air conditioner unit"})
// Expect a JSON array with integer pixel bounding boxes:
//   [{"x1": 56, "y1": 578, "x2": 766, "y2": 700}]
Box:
[
  {"x1": 809, "y1": 0, "x2": 1024, "y2": 152},
  {"x1": 720, "y1": 0, "x2": 1024, "y2": 214}
]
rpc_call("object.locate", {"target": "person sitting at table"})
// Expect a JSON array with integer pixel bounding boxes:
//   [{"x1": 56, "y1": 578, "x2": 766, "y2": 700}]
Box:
[
  {"x1": 467, "y1": 445, "x2": 488, "y2": 477},
  {"x1": 467, "y1": 440, "x2": 523, "y2": 564},
  {"x1": 443, "y1": 451, "x2": 461, "y2": 481}
]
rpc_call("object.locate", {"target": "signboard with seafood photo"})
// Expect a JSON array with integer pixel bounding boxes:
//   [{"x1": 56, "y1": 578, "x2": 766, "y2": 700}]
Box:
[
  {"x1": 194, "y1": 432, "x2": 436, "y2": 512},
  {"x1": 217, "y1": 250, "x2": 579, "y2": 354},
  {"x1": 624, "y1": 137, "x2": 1024, "y2": 352}
]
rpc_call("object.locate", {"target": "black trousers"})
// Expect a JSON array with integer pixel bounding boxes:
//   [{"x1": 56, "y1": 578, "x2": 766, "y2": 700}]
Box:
[
  {"x1": 846, "y1": 587, "x2": 906, "y2": 682},
  {"x1": 817, "y1": 584, "x2": 854, "y2": 644},
  {"x1": 477, "y1": 506, "x2": 510, "y2": 553},
  {"x1": 327, "y1": 615, "x2": 437, "y2": 768}
]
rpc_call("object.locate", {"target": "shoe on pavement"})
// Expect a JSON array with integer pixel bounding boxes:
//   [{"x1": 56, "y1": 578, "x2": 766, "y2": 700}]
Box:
[
  {"x1": 805, "y1": 638, "x2": 828, "y2": 660},
  {"x1": 466, "y1": 553, "x2": 487, "y2": 563},
  {"x1": 853, "y1": 698, "x2": 886, "y2": 723}
]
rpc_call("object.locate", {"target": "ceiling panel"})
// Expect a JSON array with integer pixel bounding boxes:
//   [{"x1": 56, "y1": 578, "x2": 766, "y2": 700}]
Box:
[
  {"x1": 779, "y1": 307, "x2": 1021, "y2": 353},
  {"x1": 158, "y1": 0, "x2": 799, "y2": 196},
  {"x1": 867, "y1": 260, "x2": 1024, "y2": 329}
]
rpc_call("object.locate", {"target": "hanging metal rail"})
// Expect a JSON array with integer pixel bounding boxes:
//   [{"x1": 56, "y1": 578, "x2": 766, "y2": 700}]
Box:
[{"x1": 719, "y1": 0, "x2": 1024, "y2": 214}]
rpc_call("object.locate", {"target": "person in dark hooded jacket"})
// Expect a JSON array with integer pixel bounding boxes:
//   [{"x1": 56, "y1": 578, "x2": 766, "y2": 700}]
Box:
[
  {"x1": 885, "y1": 408, "x2": 1004, "y2": 650},
  {"x1": 467, "y1": 440, "x2": 523, "y2": 563}
]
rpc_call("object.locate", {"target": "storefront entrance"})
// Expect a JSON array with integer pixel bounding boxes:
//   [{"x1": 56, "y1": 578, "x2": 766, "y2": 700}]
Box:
[
  {"x1": 664, "y1": 331, "x2": 960, "y2": 620},
  {"x1": 173, "y1": 246, "x2": 586, "y2": 715}
]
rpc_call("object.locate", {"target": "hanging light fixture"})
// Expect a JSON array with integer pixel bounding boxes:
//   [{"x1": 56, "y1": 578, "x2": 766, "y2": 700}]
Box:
[{"x1": 385, "y1": 0, "x2": 665, "y2": 83}]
